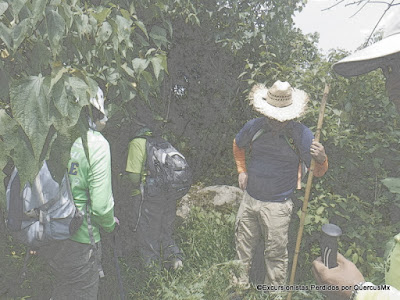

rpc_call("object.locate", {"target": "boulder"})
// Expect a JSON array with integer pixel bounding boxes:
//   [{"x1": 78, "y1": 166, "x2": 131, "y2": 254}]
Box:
[{"x1": 177, "y1": 185, "x2": 243, "y2": 219}]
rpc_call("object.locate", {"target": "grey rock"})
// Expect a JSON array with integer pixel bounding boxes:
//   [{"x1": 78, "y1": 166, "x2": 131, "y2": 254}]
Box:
[{"x1": 177, "y1": 185, "x2": 243, "y2": 219}]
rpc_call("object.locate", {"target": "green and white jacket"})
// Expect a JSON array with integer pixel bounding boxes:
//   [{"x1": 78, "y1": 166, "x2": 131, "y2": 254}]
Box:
[{"x1": 67, "y1": 129, "x2": 116, "y2": 244}]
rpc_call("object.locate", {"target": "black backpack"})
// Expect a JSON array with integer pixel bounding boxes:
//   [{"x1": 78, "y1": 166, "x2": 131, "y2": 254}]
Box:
[
  {"x1": 143, "y1": 136, "x2": 192, "y2": 200},
  {"x1": 5, "y1": 161, "x2": 83, "y2": 248}
]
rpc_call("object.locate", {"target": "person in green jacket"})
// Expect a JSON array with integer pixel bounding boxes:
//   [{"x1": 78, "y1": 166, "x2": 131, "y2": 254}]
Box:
[{"x1": 41, "y1": 87, "x2": 117, "y2": 300}]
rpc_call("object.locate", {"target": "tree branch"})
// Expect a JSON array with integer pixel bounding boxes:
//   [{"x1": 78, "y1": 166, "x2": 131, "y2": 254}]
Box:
[
  {"x1": 321, "y1": 0, "x2": 346, "y2": 11},
  {"x1": 322, "y1": 0, "x2": 399, "y2": 47},
  {"x1": 349, "y1": 0, "x2": 370, "y2": 18},
  {"x1": 364, "y1": 0, "x2": 395, "y2": 46}
]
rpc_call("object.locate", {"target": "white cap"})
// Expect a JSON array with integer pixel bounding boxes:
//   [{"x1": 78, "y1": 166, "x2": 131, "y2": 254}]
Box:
[{"x1": 89, "y1": 87, "x2": 106, "y2": 115}]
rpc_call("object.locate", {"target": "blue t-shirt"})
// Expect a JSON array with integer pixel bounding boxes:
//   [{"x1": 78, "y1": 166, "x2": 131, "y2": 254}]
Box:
[{"x1": 235, "y1": 117, "x2": 314, "y2": 201}]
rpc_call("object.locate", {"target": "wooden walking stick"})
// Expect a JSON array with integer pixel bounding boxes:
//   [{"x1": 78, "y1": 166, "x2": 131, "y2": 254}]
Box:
[{"x1": 286, "y1": 84, "x2": 330, "y2": 300}]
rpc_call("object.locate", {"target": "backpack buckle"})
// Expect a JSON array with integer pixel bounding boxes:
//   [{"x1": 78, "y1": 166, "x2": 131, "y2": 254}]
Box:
[{"x1": 25, "y1": 208, "x2": 39, "y2": 219}]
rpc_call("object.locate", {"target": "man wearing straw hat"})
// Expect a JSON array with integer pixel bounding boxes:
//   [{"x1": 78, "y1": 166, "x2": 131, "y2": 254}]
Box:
[
  {"x1": 233, "y1": 80, "x2": 328, "y2": 294},
  {"x1": 312, "y1": 13, "x2": 400, "y2": 300}
]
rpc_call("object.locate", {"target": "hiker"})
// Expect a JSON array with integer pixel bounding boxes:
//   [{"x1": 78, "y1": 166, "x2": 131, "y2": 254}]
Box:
[
  {"x1": 232, "y1": 80, "x2": 328, "y2": 291},
  {"x1": 333, "y1": 15, "x2": 400, "y2": 113},
  {"x1": 312, "y1": 251, "x2": 400, "y2": 300},
  {"x1": 125, "y1": 126, "x2": 184, "y2": 270},
  {"x1": 39, "y1": 87, "x2": 118, "y2": 299}
]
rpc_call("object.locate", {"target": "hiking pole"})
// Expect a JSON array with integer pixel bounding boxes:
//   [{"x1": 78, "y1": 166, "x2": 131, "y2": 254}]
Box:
[{"x1": 287, "y1": 84, "x2": 330, "y2": 300}]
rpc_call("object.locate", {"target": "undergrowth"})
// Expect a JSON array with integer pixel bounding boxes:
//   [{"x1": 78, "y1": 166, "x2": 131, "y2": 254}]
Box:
[{"x1": 0, "y1": 191, "x2": 385, "y2": 300}]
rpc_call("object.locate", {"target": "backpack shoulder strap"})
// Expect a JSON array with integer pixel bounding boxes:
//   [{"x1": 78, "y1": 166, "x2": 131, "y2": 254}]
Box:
[
  {"x1": 140, "y1": 136, "x2": 155, "y2": 174},
  {"x1": 252, "y1": 124, "x2": 301, "y2": 160},
  {"x1": 283, "y1": 123, "x2": 304, "y2": 161},
  {"x1": 251, "y1": 128, "x2": 265, "y2": 143},
  {"x1": 6, "y1": 167, "x2": 23, "y2": 232},
  {"x1": 250, "y1": 118, "x2": 269, "y2": 144},
  {"x1": 283, "y1": 133, "x2": 300, "y2": 159}
]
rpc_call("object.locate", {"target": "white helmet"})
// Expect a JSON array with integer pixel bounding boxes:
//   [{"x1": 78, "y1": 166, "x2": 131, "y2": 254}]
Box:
[{"x1": 89, "y1": 87, "x2": 106, "y2": 115}]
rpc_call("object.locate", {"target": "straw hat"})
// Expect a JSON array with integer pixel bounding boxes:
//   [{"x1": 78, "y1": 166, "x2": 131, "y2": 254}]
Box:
[
  {"x1": 333, "y1": 17, "x2": 400, "y2": 77},
  {"x1": 249, "y1": 80, "x2": 309, "y2": 122}
]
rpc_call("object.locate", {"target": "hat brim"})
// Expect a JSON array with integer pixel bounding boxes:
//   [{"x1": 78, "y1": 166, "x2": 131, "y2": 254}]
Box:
[
  {"x1": 333, "y1": 33, "x2": 400, "y2": 77},
  {"x1": 249, "y1": 84, "x2": 309, "y2": 122}
]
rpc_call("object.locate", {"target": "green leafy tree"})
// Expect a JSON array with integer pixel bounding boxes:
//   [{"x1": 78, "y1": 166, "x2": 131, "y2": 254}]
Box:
[
  {"x1": 0, "y1": 0, "x2": 188, "y2": 201},
  {"x1": 0, "y1": 0, "x2": 314, "y2": 199}
]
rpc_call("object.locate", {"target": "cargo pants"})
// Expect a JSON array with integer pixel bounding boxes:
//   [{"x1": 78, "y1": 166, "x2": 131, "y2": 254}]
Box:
[
  {"x1": 133, "y1": 193, "x2": 182, "y2": 268},
  {"x1": 235, "y1": 191, "x2": 293, "y2": 287}
]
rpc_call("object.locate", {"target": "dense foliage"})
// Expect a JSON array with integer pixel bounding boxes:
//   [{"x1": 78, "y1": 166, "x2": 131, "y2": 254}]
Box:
[{"x1": 1, "y1": 0, "x2": 400, "y2": 299}]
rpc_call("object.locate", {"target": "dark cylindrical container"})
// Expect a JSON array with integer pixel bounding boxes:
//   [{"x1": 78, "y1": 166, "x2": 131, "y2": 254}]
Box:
[{"x1": 320, "y1": 223, "x2": 342, "y2": 268}]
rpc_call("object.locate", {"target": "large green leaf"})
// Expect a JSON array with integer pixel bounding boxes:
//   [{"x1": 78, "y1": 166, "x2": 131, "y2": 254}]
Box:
[
  {"x1": 10, "y1": 74, "x2": 51, "y2": 160},
  {"x1": 150, "y1": 55, "x2": 164, "y2": 80},
  {"x1": 115, "y1": 15, "x2": 133, "y2": 47},
  {"x1": 51, "y1": 75, "x2": 88, "y2": 131},
  {"x1": 0, "y1": 1, "x2": 8, "y2": 17},
  {"x1": 0, "y1": 109, "x2": 39, "y2": 186},
  {"x1": 121, "y1": 63, "x2": 135, "y2": 78},
  {"x1": 12, "y1": 18, "x2": 31, "y2": 51},
  {"x1": 66, "y1": 76, "x2": 90, "y2": 106},
  {"x1": 132, "y1": 58, "x2": 149, "y2": 75},
  {"x1": 381, "y1": 178, "x2": 400, "y2": 194},
  {"x1": 46, "y1": 7, "x2": 65, "y2": 54},
  {"x1": 134, "y1": 20, "x2": 148, "y2": 39},
  {"x1": 51, "y1": 75, "x2": 90, "y2": 130},
  {"x1": 49, "y1": 66, "x2": 68, "y2": 92},
  {"x1": 53, "y1": 75, "x2": 90, "y2": 119},
  {"x1": 10, "y1": 0, "x2": 27, "y2": 20},
  {"x1": 0, "y1": 109, "x2": 17, "y2": 137},
  {"x1": 97, "y1": 21, "x2": 112, "y2": 44},
  {"x1": 91, "y1": 7, "x2": 111, "y2": 24},
  {"x1": 85, "y1": 77, "x2": 99, "y2": 99},
  {"x1": 12, "y1": 129, "x2": 38, "y2": 187},
  {"x1": 103, "y1": 67, "x2": 120, "y2": 85},
  {"x1": 31, "y1": 0, "x2": 48, "y2": 25},
  {"x1": 159, "y1": 53, "x2": 168, "y2": 73},
  {"x1": 59, "y1": 1, "x2": 74, "y2": 29},
  {"x1": 0, "y1": 22, "x2": 11, "y2": 49},
  {"x1": 0, "y1": 69, "x2": 9, "y2": 100},
  {"x1": 74, "y1": 12, "x2": 90, "y2": 37},
  {"x1": 30, "y1": 41, "x2": 52, "y2": 73},
  {"x1": 163, "y1": 19, "x2": 173, "y2": 39},
  {"x1": 134, "y1": 31, "x2": 150, "y2": 47},
  {"x1": 149, "y1": 25, "x2": 168, "y2": 48},
  {"x1": 0, "y1": 109, "x2": 21, "y2": 153}
]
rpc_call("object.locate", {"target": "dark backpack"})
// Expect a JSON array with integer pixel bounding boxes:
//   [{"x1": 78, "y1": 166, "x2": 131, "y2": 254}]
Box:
[
  {"x1": 143, "y1": 136, "x2": 192, "y2": 200},
  {"x1": 5, "y1": 161, "x2": 83, "y2": 248}
]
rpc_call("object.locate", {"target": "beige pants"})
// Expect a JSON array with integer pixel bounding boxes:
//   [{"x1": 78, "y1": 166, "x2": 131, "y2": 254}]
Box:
[{"x1": 235, "y1": 191, "x2": 293, "y2": 286}]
